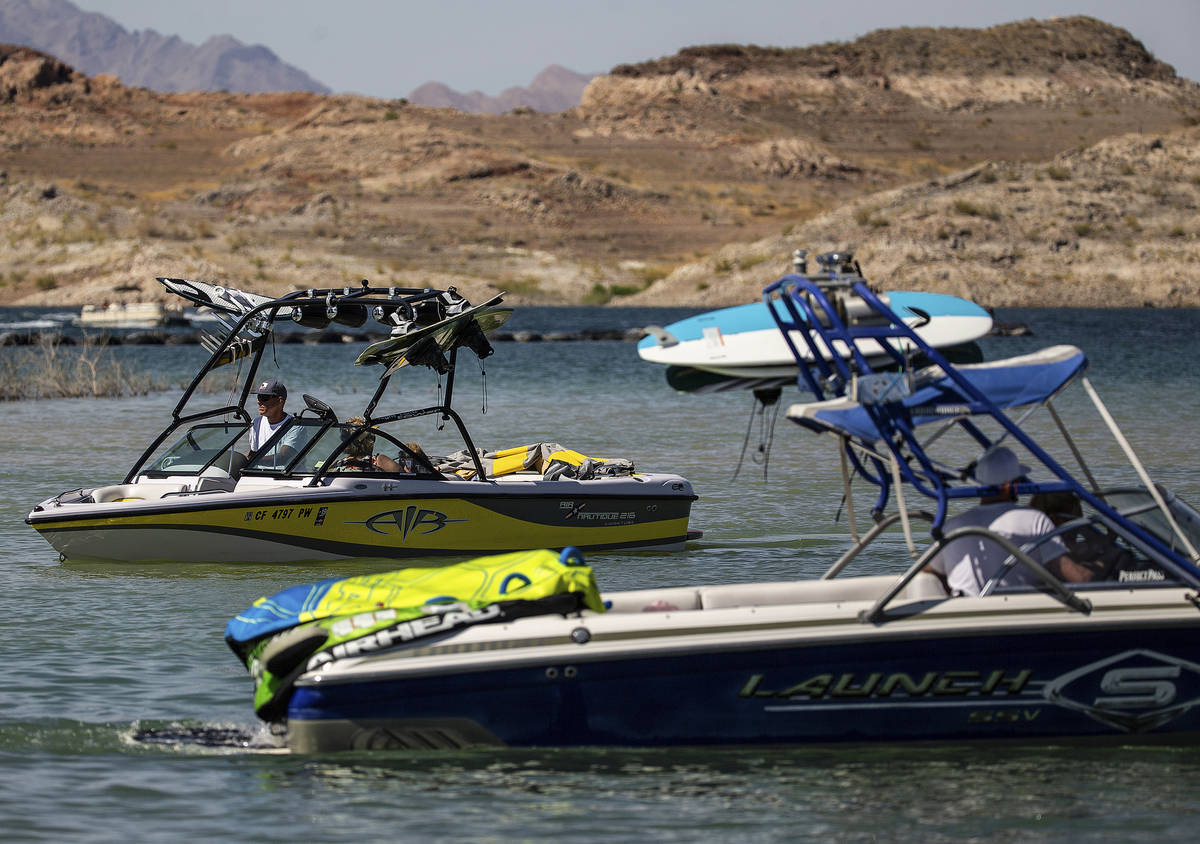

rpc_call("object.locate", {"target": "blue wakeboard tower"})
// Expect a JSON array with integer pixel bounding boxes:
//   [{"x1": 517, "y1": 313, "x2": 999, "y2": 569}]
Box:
[{"x1": 762, "y1": 250, "x2": 1200, "y2": 587}]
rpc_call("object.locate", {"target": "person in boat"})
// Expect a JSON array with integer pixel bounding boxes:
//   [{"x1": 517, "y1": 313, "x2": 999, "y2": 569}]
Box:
[
  {"x1": 1031, "y1": 490, "x2": 1133, "y2": 582},
  {"x1": 247, "y1": 378, "x2": 304, "y2": 468},
  {"x1": 399, "y1": 441, "x2": 429, "y2": 474},
  {"x1": 927, "y1": 445, "x2": 1087, "y2": 596},
  {"x1": 334, "y1": 416, "x2": 403, "y2": 472}
]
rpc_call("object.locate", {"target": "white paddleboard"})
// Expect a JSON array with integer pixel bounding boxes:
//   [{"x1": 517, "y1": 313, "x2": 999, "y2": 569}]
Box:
[{"x1": 638, "y1": 291, "x2": 992, "y2": 378}]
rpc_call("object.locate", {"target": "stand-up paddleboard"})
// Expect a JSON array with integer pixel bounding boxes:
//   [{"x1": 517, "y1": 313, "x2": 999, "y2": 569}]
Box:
[{"x1": 638, "y1": 290, "x2": 992, "y2": 379}]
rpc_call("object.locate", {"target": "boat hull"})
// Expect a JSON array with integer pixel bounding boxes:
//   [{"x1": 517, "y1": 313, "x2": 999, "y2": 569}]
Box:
[
  {"x1": 637, "y1": 293, "x2": 993, "y2": 377},
  {"x1": 27, "y1": 475, "x2": 696, "y2": 562},
  {"x1": 281, "y1": 589, "x2": 1200, "y2": 750}
]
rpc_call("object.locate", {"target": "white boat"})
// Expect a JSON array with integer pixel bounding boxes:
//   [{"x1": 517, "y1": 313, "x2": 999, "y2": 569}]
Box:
[
  {"x1": 225, "y1": 265, "x2": 1200, "y2": 750},
  {"x1": 77, "y1": 301, "x2": 190, "y2": 329},
  {"x1": 28, "y1": 280, "x2": 697, "y2": 562}
]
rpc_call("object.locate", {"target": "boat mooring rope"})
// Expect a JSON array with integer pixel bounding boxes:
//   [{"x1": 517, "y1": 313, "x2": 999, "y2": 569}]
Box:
[{"x1": 732, "y1": 387, "x2": 782, "y2": 481}]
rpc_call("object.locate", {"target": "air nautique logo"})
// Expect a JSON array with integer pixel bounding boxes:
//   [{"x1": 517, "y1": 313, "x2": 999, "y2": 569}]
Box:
[
  {"x1": 560, "y1": 501, "x2": 635, "y2": 522},
  {"x1": 346, "y1": 506, "x2": 466, "y2": 540}
]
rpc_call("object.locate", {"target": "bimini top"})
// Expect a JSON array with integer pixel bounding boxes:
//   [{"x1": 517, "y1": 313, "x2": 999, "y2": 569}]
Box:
[{"x1": 787, "y1": 345, "x2": 1088, "y2": 443}]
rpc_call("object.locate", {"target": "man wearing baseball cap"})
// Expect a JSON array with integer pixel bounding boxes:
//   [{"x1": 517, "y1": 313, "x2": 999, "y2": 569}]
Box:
[
  {"x1": 927, "y1": 445, "x2": 1085, "y2": 596},
  {"x1": 247, "y1": 378, "x2": 302, "y2": 467}
]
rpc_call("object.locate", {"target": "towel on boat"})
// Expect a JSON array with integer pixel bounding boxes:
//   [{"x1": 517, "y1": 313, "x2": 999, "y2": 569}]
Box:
[{"x1": 435, "y1": 442, "x2": 634, "y2": 480}]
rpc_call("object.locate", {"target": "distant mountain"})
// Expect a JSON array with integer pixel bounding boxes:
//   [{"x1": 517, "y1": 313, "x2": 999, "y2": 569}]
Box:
[
  {"x1": 0, "y1": 0, "x2": 330, "y2": 93},
  {"x1": 409, "y1": 64, "x2": 596, "y2": 113}
]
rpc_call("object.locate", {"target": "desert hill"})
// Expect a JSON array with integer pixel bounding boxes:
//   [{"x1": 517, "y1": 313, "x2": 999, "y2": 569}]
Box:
[
  {"x1": 0, "y1": 0, "x2": 330, "y2": 94},
  {"x1": 628, "y1": 127, "x2": 1200, "y2": 309},
  {"x1": 1, "y1": 16, "x2": 1198, "y2": 310},
  {"x1": 408, "y1": 65, "x2": 597, "y2": 114}
]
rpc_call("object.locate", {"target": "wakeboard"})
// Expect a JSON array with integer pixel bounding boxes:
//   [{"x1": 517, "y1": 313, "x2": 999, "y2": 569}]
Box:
[{"x1": 356, "y1": 297, "x2": 513, "y2": 373}]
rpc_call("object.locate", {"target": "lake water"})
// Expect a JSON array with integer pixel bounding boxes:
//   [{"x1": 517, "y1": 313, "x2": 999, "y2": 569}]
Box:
[{"x1": 3, "y1": 305, "x2": 1200, "y2": 841}]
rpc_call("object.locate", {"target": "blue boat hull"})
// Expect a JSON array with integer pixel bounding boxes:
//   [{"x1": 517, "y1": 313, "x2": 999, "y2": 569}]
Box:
[{"x1": 287, "y1": 624, "x2": 1200, "y2": 750}]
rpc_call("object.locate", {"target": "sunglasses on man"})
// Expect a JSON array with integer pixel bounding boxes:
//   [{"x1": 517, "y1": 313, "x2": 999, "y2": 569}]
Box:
[{"x1": 257, "y1": 395, "x2": 280, "y2": 403}]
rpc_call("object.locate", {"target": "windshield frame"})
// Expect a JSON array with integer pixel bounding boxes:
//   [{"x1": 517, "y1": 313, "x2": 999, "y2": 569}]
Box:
[
  {"x1": 240, "y1": 416, "x2": 333, "y2": 477},
  {"x1": 241, "y1": 416, "x2": 444, "y2": 480},
  {"x1": 139, "y1": 420, "x2": 250, "y2": 479}
]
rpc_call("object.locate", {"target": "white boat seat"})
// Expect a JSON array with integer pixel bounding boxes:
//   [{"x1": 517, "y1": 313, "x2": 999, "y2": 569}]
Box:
[
  {"x1": 91, "y1": 482, "x2": 188, "y2": 503},
  {"x1": 696, "y1": 573, "x2": 947, "y2": 610},
  {"x1": 598, "y1": 574, "x2": 946, "y2": 615},
  {"x1": 600, "y1": 586, "x2": 704, "y2": 613},
  {"x1": 196, "y1": 476, "x2": 237, "y2": 493}
]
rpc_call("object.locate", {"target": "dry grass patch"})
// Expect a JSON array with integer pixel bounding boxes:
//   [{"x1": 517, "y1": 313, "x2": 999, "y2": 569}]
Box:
[{"x1": 0, "y1": 336, "x2": 165, "y2": 400}]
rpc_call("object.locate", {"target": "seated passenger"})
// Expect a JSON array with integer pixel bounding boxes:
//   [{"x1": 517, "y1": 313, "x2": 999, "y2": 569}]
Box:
[
  {"x1": 333, "y1": 416, "x2": 382, "y2": 472},
  {"x1": 927, "y1": 446, "x2": 1081, "y2": 595},
  {"x1": 333, "y1": 417, "x2": 426, "y2": 473},
  {"x1": 396, "y1": 441, "x2": 429, "y2": 473},
  {"x1": 1031, "y1": 491, "x2": 1132, "y2": 582}
]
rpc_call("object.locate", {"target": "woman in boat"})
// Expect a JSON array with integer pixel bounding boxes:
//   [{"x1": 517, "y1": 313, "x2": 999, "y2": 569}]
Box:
[{"x1": 335, "y1": 416, "x2": 402, "y2": 472}]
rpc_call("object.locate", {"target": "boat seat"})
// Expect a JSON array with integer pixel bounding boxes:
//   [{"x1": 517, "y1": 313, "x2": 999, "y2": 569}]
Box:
[
  {"x1": 696, "y1": 573, "x2": 947, "y2": 610},
  {"x1": 91, "y1": 482, "x2": 188, "y2": 503},
  {"x1": 196, "y1": 475, "x2": 237, "y2": 493},
  {"x1": 600, "y1": 586, "x2": 703, "y2": 613}
]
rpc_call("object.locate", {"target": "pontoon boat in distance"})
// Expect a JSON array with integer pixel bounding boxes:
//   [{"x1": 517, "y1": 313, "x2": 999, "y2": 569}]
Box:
[
  {"x1": 228, "y1": 253, "x2": 1200, "y2": 750},
  {"x1": 77, "y1": 301, "x2": 190, "y2": 328},
  {"x1": 27, "y1": 279, "x2": 697, "y2": 562}
]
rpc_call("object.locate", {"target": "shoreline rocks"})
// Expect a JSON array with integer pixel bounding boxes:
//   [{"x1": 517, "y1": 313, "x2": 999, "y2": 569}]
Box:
[{"x1": 0, "y1": 326, "x2": 652, "y2": 347}]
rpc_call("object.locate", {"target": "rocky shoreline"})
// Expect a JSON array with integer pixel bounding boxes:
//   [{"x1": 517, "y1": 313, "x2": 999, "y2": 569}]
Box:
[
  {"x1": 3, "y1": 18, "x2": 1199, "y2": 311},
  {"x1": 0, "y1": 319, "x2": 1040, "y2": 350},
  {"x1": 0, "y1": 327, "x2": 651, "y2": 348}
]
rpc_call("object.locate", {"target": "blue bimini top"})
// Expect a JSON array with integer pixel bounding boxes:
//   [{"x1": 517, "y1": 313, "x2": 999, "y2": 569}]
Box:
[{"x1": 786, "y1": 345, "x2": 1088, "y2": 443}]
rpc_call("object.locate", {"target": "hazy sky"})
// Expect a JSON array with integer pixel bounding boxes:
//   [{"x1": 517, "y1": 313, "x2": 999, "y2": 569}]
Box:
[{"x1": 73, "y1": 0, "x2": 1200, "y2": 98}]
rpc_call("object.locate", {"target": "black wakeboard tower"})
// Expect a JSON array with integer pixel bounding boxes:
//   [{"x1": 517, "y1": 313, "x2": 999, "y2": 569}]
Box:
[{"x1": 123, "y1": 278, "x2": 510, "y2": 484}]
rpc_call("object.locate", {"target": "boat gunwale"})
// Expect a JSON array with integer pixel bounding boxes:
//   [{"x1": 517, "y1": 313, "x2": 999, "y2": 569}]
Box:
[{"x1": 292, "y1": 586, "x2": 1200, "y2": 687}]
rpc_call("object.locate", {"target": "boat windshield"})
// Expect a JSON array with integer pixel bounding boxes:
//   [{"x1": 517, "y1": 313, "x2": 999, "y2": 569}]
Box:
[
  {"x1": 1103, "y1": 487, "x2": 1200, "y2": 559},
  {"x1": 242, "y1": 417, "x2": 328, "y2": 474},
  {"x1": 266, "y1": 419, "x2": 439, "y2": 477},
  {"x1": 1015, "y1": 514, "x2": 1174, "y2": 588},
  {"x1": 144, "y1": 422, "x2": 249, "y2": 477}
]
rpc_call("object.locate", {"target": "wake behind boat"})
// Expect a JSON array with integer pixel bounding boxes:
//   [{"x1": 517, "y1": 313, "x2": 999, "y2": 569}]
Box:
[
  {"x1": 27, "y1": 280, "x2": 697, "y2": 562},
  {"x1": 226, "y1": 263, "x2": 1200, "y2": 750}
]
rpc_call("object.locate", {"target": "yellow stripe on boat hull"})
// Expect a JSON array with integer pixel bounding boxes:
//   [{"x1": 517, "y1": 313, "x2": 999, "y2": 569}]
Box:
[{"x1": 30, "y1": 494, "x2": 693, "y2": 562}]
